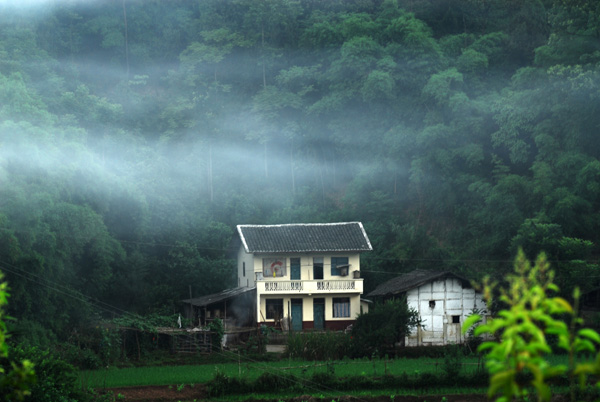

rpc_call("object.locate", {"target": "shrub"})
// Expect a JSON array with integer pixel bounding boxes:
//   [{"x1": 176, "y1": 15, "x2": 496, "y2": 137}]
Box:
[
  {"x1": 394, "y1": 345, "x2": 457, "y2": 358},
  {"x1": 254, "y1": 371, "x2": 298, "y2": 392},
  {"x1": 351, "y1": 298, "x2": 421, "y2": 358},
  {"x1": 308, "y1": 371, "x2": 336, "y2": 388},
  {"x1": 60, "y1": 343, "x2": 102, "y2": 370},
  {"x1": 206, "y1": 368, "x2": 248, "y2": 397},
  {"x1": 442, "y1": 344, "x2": 462, "y2": 379},
  {"x1": 208, "y1": 318, "x2": 224, "y2": 351},
  {"x1": 9, "y1": 345, "x2": 80, "y2": 402}
]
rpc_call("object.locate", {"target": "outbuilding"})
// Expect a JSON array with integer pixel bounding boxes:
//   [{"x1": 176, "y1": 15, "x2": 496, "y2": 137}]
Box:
[{"x1": 367, "y1": 269, "x2": 489, "y2": 346}]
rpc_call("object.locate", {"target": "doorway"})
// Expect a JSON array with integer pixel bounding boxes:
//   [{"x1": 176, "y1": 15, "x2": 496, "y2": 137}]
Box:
[
  {"x1": 313, "y1": 298, "x2": 325, "y2": 330},
  {"x1": 291, "y1": 299, "x2": 303, "y2": 331}
]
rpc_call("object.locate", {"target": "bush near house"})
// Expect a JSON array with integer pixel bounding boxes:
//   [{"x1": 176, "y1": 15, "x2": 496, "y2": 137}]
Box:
[{"x1": 350, "y1": 298, "x2": 421, "y2": 358}]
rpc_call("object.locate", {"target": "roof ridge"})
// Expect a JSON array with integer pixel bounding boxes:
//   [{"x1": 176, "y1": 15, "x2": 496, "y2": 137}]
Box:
[{"x1": 237, "y1": 222, "x2": 361, "y2": 228}]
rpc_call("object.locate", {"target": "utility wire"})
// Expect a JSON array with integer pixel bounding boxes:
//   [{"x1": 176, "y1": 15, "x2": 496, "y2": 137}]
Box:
[
  {"x1": 0, "y1": 259, "x2": 369, "y2": 400},
  {"x1": 0, "y1": 259, "x2": 147, "y2": 321},
  {"x1": 1, "y1": 226, "x2": 599, "y2": 265}
]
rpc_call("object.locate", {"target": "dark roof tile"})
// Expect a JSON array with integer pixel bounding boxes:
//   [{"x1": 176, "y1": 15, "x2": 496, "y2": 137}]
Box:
[
  {"x1": 367, "y1": 269, "x2": 471, "y2": 298},
  {"x1": 237, "y1": 222, "x2": 372, "y2": 253},
  {"x1": 182, "y1": 287, "x2": 256, "y2": 307}
]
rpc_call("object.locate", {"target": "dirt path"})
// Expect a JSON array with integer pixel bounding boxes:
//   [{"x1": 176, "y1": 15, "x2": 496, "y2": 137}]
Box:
[
  {"x1": 103, "y1": 385, "x2": 491, "y2": 402},
  {"x1": 105, "y1": 384, "x2": 206, "y2": 401}
]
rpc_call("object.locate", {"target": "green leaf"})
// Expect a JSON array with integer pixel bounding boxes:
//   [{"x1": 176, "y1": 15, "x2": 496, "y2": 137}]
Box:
[
  {"x1": 488, "y1": 370, "x2": 515, "y2": 399},
  {"x1": 478, "y1": 341, "x2": 497, "y2": 352},
  {"x1": 578, "y1": 328, "x2": 600, "y2": 344},
  {"x1": 462, "y1": 314, "x2": 481, "y2": 334}
]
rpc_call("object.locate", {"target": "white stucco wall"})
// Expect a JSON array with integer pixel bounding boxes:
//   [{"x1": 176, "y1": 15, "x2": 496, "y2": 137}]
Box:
[
  {"x1": 237, "y1": 245, "x2": 255, "y2": 288},
  {"x1": 258, "y1": 294, "x2": 361, "y2": 325},
  {"x1": 245, "y1": 252, "x2": 363, "y2": 327},
  {"x1": 405, "y1": 277, "x2": 488, "y2": 346}
]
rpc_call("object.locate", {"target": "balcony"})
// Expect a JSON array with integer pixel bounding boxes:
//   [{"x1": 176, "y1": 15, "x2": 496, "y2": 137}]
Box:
[{"x1": 258, "y1": 279, "x2": 363, "y2": 294}]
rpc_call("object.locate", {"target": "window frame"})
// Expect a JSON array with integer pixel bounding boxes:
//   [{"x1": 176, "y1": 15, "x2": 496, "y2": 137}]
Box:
[
  {"x1": 266, "y1": 299, "x2": 283, "y2": 320},
  {"x1": 330, "y1": 257, "x2": 349, "y2": 276},
  {"x1": 332, "y1": 297, "x2": 350, "y2": 318},
  {"x1": 290, "y1": 257, "x2": 301, "y2": 280},
  {"x1": 313, "y1": 257, "x2": 324, "y2": 280}
]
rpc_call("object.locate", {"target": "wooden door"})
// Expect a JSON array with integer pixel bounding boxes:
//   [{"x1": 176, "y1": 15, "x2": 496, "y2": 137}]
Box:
[
  {"x1": 291, "y1": 300, "x2": 303, "y2": 331},
  {"x1": 313, "y1": 299, "x2": 324, "y2": 330}
]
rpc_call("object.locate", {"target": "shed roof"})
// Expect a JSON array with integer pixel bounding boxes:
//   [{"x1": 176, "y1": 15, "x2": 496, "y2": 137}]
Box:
[
  {"x1": 367, "y1": 269, "x2": 471, "y2": 298},
  {"x1": 237, "y1": 222, "x2": 372, "y2": 253},
  {"x1": 182, "y1": 287, "x2": 256, "y2": 307}
]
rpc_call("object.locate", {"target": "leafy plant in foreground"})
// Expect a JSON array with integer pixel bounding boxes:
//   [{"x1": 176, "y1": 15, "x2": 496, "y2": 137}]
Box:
[
  {"x1": 0, "y1": 272, "x2": 35, "y2": 401},
  {"x1": 463, "y1": 249, "x2": 600, "y2": 402}
]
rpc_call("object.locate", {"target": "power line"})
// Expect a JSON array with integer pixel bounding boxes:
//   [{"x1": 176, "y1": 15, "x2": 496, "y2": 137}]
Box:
[
  {"x1": 0, "y1": 260, "x2": 370, "y2": 400},
  {"x1": 0, "y1": 259, "x2": 146, "y2": 322},
  {"x1": 2, "y1": 226, "x2": 599, "y2": 265}
]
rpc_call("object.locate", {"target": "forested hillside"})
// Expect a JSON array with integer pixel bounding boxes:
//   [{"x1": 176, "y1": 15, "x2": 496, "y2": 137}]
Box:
[{"x1": 1, "y1": 0, "x2": 600, "y2": 342}]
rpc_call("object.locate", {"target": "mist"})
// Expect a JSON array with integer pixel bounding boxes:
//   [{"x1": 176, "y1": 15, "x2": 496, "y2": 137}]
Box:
[{"x1": 1, "y1": 0, "x2": 599, "y2": 345}]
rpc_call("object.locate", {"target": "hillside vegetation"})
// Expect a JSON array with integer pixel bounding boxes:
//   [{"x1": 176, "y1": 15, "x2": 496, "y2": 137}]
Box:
[{"x1": 0, "y1": 0, "x2": 599, "y2": 344}]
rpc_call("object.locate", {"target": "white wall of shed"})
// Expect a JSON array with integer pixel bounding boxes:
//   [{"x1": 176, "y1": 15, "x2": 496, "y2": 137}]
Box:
[{"x1": 405, "y1": 277, "x2": 487, "y2": 346}]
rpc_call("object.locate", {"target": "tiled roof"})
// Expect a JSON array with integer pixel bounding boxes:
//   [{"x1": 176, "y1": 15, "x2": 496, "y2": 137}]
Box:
[
  {"x1": 237, "y1": 222, "x2": 372, "y2": 253},
  {"x1": 182, "y1": 287, "x2": 256, "y2": 307},
  {"x1": 367, "y1": 269, "x2": 471, "y2": 298}
]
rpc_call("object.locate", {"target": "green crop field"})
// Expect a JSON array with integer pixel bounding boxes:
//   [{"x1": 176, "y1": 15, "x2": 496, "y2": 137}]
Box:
[
  {"x1": 80, "y1": 353, "x2": 581, "y2": 390},
  {"x1": 81, "y1": 355, "x2": 486, "y2": 388}
]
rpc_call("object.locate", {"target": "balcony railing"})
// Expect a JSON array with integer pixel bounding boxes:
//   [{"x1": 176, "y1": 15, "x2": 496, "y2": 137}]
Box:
[
  {"x1": 316, "y1": 280, "x2": 355, "y2": 291},
  {"x1": 264, "y1": 281, "x2": 303, "y2": 292},
  {"x1": 258, "y1": 279, "x2": 362, "y2": 294}
]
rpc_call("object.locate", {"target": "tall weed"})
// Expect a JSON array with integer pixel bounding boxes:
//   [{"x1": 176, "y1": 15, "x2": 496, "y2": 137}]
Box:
[{"x1": 285, "y1": 331, "x2": 350, "y2": 360}]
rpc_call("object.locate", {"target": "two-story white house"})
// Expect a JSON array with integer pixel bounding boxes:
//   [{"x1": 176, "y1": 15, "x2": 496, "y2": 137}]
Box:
[{"x1": 236, "y1": 222, "x2": 372, "y2": 331}]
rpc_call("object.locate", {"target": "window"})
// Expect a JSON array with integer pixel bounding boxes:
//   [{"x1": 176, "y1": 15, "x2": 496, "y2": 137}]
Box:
[
  {"x1": 290, "y1": 258, "x2": 301, "y2": 280},
  {"x1": 452, "y1": 315, "x2": 460, "y2": 324},
  {"x1": 266, "y1": 299, "x2": 283, "y2": 320},
  {"x1": 243, "y1": 262, "x2": 245, "y2": 277},
  {"x1": 313, "y1": 257, "x2": 324, "y2": 280},
  {"x1": 429, "y1": 300, "x2": 436, "y2": 309},
  {"x1": 333, "y1": 297, "x2": 350, "y2": 318},
  {"x1": 331, "y1": 257, "x2": 349, "y2": 276},
  {"x1": 263, "y1": 258, "x2": 286, "y2": 277}
]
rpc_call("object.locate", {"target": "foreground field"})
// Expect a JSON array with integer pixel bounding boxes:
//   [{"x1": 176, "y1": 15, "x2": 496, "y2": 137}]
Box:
[
  {"x1": 83, "y1": 354, "x2": 582, "y2": 401},
  {"x1": 81, "y1": 356, "x2": 484, "y2": 388}
]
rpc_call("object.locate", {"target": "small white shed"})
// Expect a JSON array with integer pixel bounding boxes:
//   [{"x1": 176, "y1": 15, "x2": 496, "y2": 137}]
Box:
[{"x1": 367, "y1": 270, "x2": 489, "y2": 346}]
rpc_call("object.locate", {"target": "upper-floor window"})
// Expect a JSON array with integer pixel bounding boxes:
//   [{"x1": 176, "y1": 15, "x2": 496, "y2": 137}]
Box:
[
  {"x1": 331, "y1": 257, "x2": 349, "y2": 276},
  {"x1": 243, "y1": 262, "x2": 246, "y2": 277},
  {"x1": 313, "y1": 257, "x2": 324, "y2": 280},
  {"x1": 290, "y1": 258, "x2": 301, "y2": 280},
  {"x1": 263, "y1": 258, "x2": 286, "y2": 277}
]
